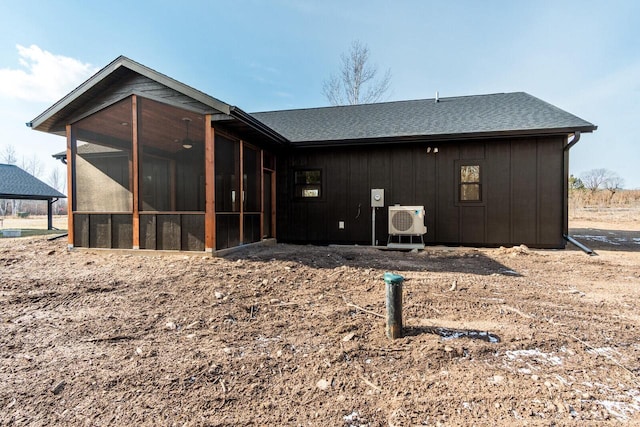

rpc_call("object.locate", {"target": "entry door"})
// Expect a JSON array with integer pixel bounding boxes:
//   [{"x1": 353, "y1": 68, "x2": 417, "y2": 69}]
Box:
[{"x1": 263, "y1": 171, "x2": 273, "y2": 238}]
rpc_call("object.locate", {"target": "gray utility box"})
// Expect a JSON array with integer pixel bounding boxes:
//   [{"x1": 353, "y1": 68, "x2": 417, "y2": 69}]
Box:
[{"x1": 371, "y1": 189, "x2": 385, "y2": 207}]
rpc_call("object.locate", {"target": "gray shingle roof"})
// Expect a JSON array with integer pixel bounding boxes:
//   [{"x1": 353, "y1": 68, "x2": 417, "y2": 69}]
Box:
[
  {"x1": 0, "y1": 164, "x2": 66, "y2": 199},
  {"x1": 52, "y1": 142, "x2": 125, "y2": 159},
  {"x1": 251, "y1": 92, "x2": 596, "y2": 144}
]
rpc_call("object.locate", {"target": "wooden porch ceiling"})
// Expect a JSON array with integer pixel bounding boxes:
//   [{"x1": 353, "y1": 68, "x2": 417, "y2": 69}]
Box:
[{"x1": 75, "y1": 97, "x2": 205, "y2": 154}]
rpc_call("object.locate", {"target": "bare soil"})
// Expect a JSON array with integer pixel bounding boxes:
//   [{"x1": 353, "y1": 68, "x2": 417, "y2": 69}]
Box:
[{"x1": 1, "y1": 211, "x2": 639, "y2": 426}]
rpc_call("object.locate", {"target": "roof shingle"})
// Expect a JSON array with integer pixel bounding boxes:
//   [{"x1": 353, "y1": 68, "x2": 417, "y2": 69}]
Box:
[
  {"x1": 251, "y1": 92, "x2": 596, "y2": 144},
  {"x1": 0, "y1": 164, "x2": 66, "y2": 199}
]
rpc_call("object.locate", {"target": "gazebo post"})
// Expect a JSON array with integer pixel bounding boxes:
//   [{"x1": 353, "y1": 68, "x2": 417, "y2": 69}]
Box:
[{"x1": 47, "y1": 198, "x2": 53, "y2": 230}]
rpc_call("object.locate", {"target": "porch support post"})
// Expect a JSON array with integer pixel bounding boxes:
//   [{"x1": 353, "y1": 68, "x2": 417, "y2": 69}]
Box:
[
  {"x1": 65, "y1": 124, "x2": 75, "y2": 249},
  {"x1": 132, "y1": 95, "x2": 140, "y2": 249},
  {"x1": 272, "y1": 157, "x2": 276, "y2": 239},
  {"x1": 205, "y1": 115, "x2": 216, "y2": 253},
  {"x1": 47, "y1": 199, "x2": 53, "y2": 230},
  {"x1": 239, "y1": 140, "x2": 244, "y2": 244},
  {"x1": 260, "y1": 149, "x2": 264, "y2": 240}
]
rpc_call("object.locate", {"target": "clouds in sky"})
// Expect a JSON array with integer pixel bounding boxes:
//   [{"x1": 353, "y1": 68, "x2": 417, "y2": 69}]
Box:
[{"x1": 0, "y1": 45, "x2": 97, "y2": 103}]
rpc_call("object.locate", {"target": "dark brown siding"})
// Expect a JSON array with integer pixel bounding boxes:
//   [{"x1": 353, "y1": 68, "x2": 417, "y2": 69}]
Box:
[
  {"x1": 511, "y1": 140, "x2": 537, "y2": 244},
  {"x1": 485, "y1": 143, "x2": 511, "y2": 244},
  {"x1": 347, "y1": 150, "x2": 370, "y2": 243},
  {"x1": 537, "y1": 138, "x2": 565, "y2": 246},
  {"x1": 436, "y1": 145, "x2": 460, "y2": 243},
  {"x1": 277, "y1": 136, "x2": 567, "y2": 248}
]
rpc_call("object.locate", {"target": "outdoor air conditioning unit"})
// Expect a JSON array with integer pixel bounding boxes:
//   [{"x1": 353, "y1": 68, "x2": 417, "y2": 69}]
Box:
[
  {"x1": 387, "y1": 206, "x2": 427, "y2": 250},
  {"x1": 389, "y1": 206, "x2": 427, "y2": 235}
]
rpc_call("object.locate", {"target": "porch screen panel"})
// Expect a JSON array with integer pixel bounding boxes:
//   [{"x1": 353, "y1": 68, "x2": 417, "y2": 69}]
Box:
[
  {"x1": 243, "y1": 145, "x2": 261, "y2": 244},
  {"x1": 215, "y1": 135, "x2": 240, "y2": 213},
  {"x1": 215, "y1": 134, "x2": 240, "y2": 250},
  {"x1": 138, "y1": 98, "x2": 205, "y2": 212},
  {"x1": 72, "y1": 98, "x2": 133, "y2": 212},
  {"x1": 243, "y1": 145, "x2": 260, "y2": 214}
]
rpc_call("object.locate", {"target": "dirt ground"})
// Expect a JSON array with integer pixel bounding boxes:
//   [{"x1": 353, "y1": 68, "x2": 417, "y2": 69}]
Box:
[{"x1": 1, "y1": 210, "x2": 639, "y2": 426}]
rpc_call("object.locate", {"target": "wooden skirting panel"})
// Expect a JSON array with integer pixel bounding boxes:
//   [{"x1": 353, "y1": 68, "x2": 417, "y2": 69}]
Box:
[
  {"x1": 74, "y1": 214, "x2": 133, "y2": 249},
  {"x1": 74, "y1": 213, "x2": 204, "y2": 251},
  {"x1": 140, "y1": 213, "x2": 205, "y2": 251}
]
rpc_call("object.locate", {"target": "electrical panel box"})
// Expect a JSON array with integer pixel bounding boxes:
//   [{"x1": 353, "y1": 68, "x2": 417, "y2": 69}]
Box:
[{"x1": 371, "y1": 189, "x2": 384, "y2": 207}]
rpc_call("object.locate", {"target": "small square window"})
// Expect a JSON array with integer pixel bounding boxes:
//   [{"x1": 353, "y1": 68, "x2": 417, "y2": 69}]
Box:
[
  {"x1": 295, "y1": 170, "x2": 322, "y2": 198},
  {"x1": 459, "y1": 164, "x2": 481, "y2": 202}
]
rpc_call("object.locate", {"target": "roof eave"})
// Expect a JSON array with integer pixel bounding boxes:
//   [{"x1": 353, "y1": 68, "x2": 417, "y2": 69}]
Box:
[
  {"x1": 28, "y1": 56, "x2": 232, "y2": 132},
  {"x1": 289, "y1": 126, "x2": 598, "y2": 148},
  {"x1": 229, "y1": 107, "x2": 290, "y2": 146},
  {"x1": 0, "y1": 193, "x2": 66, "y2": 200}
]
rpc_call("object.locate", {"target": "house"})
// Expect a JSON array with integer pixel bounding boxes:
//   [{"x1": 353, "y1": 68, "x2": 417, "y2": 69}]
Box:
[
  {"x1": 0, "y1": 163, "x2": 66, "y2": 230},
  {"x1": 28, "y1": 56, "x2": 596, "y2": 252}
]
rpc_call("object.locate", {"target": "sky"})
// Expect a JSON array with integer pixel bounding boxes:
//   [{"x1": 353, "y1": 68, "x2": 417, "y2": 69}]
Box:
[{"x1": 1, "y1": 0, "x2": 639, "y2": 189}]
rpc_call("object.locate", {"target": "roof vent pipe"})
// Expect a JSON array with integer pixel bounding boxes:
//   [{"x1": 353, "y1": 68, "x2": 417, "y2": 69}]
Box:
[{"x1": 435, "y1": 91, "x2": 439, "y2": 103}]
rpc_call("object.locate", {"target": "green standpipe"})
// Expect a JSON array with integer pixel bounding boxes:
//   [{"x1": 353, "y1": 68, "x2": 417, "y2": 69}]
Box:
[{"x1": 383, "y1": 272, "x2": 404, "y2": 339}]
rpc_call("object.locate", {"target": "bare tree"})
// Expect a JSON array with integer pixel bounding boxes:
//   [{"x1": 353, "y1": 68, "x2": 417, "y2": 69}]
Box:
[
  {"x1": 604, "y1": 172, "x2": 624, "y2": 200},
  {"x1": 580, "y1": 168, "x2": 613, "y2": 194},
  {"x1": 20, "y1": 154, "x2": 43, "y2": 179},
  {"x1": 323, "y1": 40, "x2": 391, "y2": 106},
  {"x1": 48, "y1": 166, "x2": 66, "y2": 193},
  {"x1": 2, "y1": 145, "x2": 19, "y2": 215},
  {"x1": 2, "y1": 145, "x2": 17, "y2": 165}
]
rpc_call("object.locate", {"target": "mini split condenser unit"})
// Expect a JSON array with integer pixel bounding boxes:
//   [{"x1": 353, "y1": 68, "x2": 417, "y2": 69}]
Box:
[
  {"x1": 388, "y1": 206, "x2": 427, "y2": 236},
  {"x1": 387, "y1": 205, "x2": 427, "y2": 250}
]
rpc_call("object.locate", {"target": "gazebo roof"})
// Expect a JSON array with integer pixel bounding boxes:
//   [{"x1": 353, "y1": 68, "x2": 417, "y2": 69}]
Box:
[{"x1": 0, "y1": 164, "x2": 66, "y2": 200}]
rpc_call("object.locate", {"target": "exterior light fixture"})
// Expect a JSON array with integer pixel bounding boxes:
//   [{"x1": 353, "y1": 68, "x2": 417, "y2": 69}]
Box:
[{"x1": 181, "y1": 117, "x2": 193, "y2": 149}]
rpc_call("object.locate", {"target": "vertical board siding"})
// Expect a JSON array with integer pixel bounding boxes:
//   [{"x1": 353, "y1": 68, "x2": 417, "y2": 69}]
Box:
[
  {"x1": 369, "y1": 148, "x2": 391, "y2": 244},
  {"x1": 435, "y1": 144, "x2": 460, "y2": 243},
  {"x1": 536, "y1": 137, "x2": 564, "y2": 246},
  {"x1": 326, "y1": 151, "x2": 348, "y2": 242},
  {"x1": 458, "y1": 141, "x2": 486, "y2": 244},
  {"x1": 275, "y1": 136, "x2": 566, "y2": 248},
  {"x1": 112, "y1": 214, "x2": 133, "y2": 249},
  {"x1": 415, "y1": 145, "x2": 436, "y2": 243},
  {"x1": 460, "y1": 142, "x2": 485, "y2": 160},
  {"x1": 485, "y1": 142, "x2": 512, "y2": 244},
  {"x1": 511, "y1": 140, "x2": 538, "y2": 244},
  {"x1": 391, "y1": 148, "x2": 415, "y2": 206},
  {"x1": 347, "y1": 149, "x2": 370, "y2": 244},
  {"x1": 460, "y1": 207, "x2": 486, "y2": 244}
]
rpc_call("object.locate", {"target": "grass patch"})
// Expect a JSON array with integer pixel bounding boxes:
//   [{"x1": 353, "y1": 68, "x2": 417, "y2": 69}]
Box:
[{"x1": 0, "y1": 229, "x2": 68, "y2": 238}]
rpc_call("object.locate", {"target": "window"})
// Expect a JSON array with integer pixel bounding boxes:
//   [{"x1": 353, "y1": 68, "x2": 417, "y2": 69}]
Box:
[
  {"x1": 459, "y1": 164, "x2": 481, "y2": 202},
  {"x1": 295, "y1": 170, "x2": 322, "y2": 198}
]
